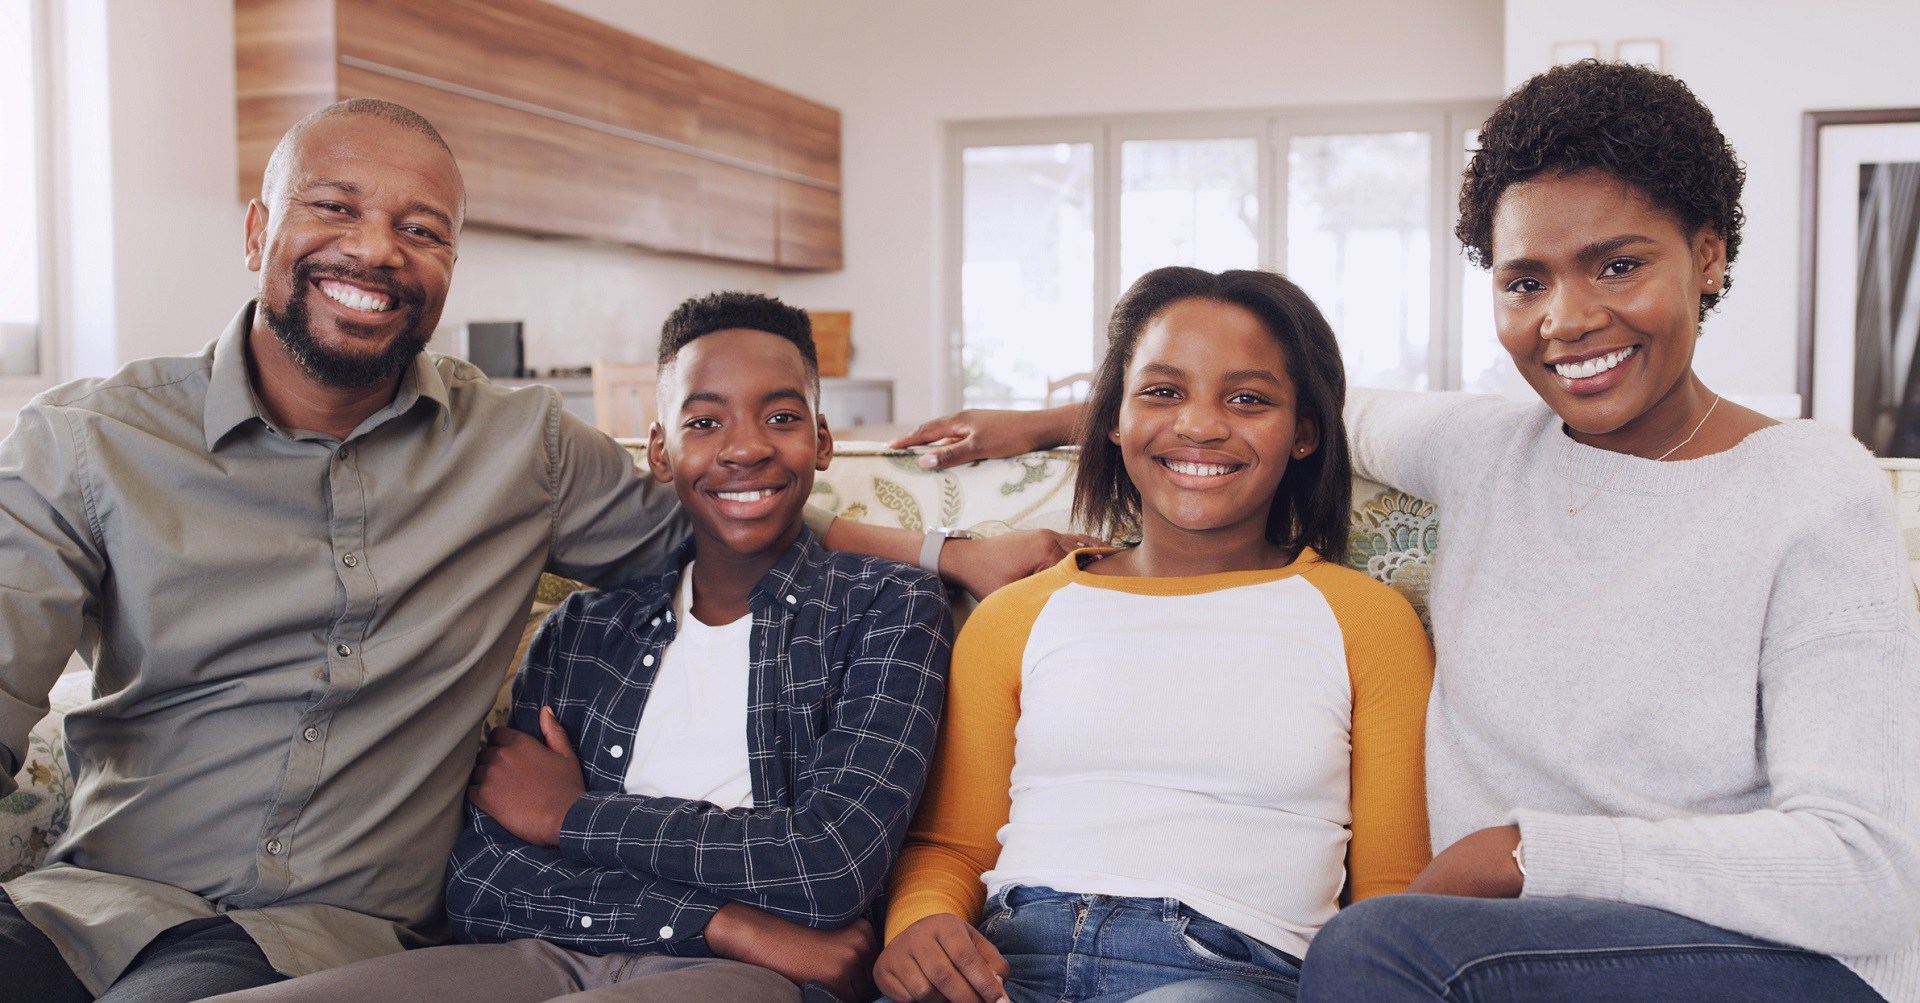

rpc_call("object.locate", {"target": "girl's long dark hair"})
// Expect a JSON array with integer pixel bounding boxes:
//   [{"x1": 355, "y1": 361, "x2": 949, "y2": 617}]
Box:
[{"x1": 1071, "y1": 266, "x2": 1351, "y2": 562}]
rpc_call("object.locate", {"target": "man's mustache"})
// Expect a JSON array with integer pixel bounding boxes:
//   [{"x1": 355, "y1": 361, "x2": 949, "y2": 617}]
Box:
[{"x1": 292, "y1": 259, "x2": 422, "y2": 310}]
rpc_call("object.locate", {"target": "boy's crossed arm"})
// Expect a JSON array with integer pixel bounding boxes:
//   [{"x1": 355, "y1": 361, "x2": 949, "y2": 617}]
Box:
[{"x1": 457, "y1": 715, "x2": 877, "y2": 1001}]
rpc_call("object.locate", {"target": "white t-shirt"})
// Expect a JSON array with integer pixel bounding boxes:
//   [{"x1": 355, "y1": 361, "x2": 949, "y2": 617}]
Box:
[{"x1": 621, "y1": 563, "x2": 755, "y2": 809}]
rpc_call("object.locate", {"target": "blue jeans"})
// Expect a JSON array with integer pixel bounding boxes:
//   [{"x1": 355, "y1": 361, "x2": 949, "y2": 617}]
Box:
[
  {"x1": 0, "y1": 888, "x2": 286, "y2": 1002},
  {"x1": 972, "y1": 885, "x2": 1301, "y2": 1002},
  {"x1": 1296, "y1": 894, "x2": 1884, "y2": 1002}
]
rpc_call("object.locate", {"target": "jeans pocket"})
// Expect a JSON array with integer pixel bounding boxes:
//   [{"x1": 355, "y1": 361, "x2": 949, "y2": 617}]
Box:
[
  {"x1": 975, "y1": 884, "x2": 1025, "y2": 939},
  {"x1": 1178, "y1": 917, "x2": 1257, "y2": 966},
  {"x1": 978, "y1": 905, "x2": 1011, "y2": 939},
  {"x1": 1174, "y1": 913, "x2": 1298, "y2": 984}
]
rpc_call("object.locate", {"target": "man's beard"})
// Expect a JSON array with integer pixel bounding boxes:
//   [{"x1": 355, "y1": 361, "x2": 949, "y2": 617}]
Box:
[{"x1": 262, "y1": 260, "x2": 432, "y2": 389}]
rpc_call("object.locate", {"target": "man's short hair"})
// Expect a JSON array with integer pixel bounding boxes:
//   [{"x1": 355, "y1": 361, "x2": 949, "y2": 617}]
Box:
[
  {"x1": 260, "y1": 98, "x2": 459, "y2": 209},
  {"x1": 656, "y1": 292, "x2": 819, "y2": 400}
]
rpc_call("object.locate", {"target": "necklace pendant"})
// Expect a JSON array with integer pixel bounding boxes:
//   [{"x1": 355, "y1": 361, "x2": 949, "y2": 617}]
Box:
[{"x1": 1567, "y1": 506, "x2": 1577, "y2": 515}]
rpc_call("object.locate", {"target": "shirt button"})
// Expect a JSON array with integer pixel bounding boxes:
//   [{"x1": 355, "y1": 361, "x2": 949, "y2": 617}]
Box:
[
  {"x1": 579, "y1": 915, "x2": 594, "y2": 928},
  {"x1": 335, "y1": 643, "x2": 353, "y2": 657},
  {"x1": 658, "y1": 925, "x2": 674, "y2": 939},
  {"x1": 265, "y1": 838, "x2": 283, "y2": 855},
  {"x1": 642, "y1": 654, "x2": 655, "y2": 667},
  {"x1": 337, "y1": 446, "x2": 351, "y2": 461},
  {"x1": 784, "y1": 594, "x2": 797, "y2": 605},
  {"x1": 651, "y1": 617, "x2": 662, "y2": 627},
  {"x1": 302, "y1": 726, "x2": 319, "y2": 742},
  {"x1": 342, "y1": 553, "x2": 358, "y2": 568},
  {"x1": 608, "y1": 745, "x2": 624, "y2": 759}
]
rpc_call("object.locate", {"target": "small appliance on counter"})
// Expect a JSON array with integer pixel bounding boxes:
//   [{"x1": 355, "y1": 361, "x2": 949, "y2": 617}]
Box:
[{"x1": 466, "y1": 321, "x2": 525, "y2": 378}]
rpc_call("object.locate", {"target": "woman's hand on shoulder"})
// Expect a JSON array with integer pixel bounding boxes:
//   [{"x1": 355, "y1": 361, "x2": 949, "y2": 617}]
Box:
[
  {"x1": 889, "y1": 405, "x2": 1083, "y2": 470},
  {"x1": 1407, "y1": 824, "x2": 1525, "y2": 898},
  {"x1": 944, "y1": 531, "x2": 1102, "y2": 601},
  {"x1": 872, "y1": 913, "x2": 1011, "y2": 1003}
]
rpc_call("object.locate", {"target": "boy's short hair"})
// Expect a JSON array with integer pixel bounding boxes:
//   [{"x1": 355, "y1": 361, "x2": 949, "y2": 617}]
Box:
[{"x1": 656, "y1": 292, "x2": 819, "y2": 403}]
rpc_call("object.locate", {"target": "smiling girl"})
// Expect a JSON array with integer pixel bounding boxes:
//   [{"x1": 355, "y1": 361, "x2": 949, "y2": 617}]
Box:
[
  {"x1": 1291, "y1": 62, "x2": 1920, "y2": 1002},
  {"x1": 872, "y1": 267, "x2": 1434, "y2": 1003}
]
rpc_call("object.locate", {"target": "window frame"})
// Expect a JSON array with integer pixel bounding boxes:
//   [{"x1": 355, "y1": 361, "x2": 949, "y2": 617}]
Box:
[
  {"x1": 1, "y1": 0, "x2": 59, "y2": 396},
  {"x1": 943, "y1": 101, "x2": 1495, "y2": 412}
]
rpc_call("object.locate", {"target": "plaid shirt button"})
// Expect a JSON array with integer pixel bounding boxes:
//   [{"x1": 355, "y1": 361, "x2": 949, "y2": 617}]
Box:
[{"x1": 659, "y1": 925, "x2": 674, "y2": 939}]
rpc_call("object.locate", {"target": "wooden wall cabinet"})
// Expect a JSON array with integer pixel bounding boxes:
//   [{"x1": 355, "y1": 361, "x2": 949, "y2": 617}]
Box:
[{"x1": 235, "y1": 0, "x2": 842, "y2": 270}]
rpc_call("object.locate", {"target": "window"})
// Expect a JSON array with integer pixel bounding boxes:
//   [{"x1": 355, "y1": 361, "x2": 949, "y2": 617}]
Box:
[
  {"x1": 0, "y1": 0, "x2": 47, "y2": 380},
  {"x1": 949, "y1": 104, "x2": 1496, "y2": 409},
  {"x1": 957, "y1": 141, "x2": 1096, "y2": 410}
]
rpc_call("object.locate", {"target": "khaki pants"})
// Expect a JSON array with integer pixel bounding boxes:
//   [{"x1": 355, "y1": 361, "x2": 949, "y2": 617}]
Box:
[{"x1": 207, "y1": 938, "x2": 800, "y2": 1003}]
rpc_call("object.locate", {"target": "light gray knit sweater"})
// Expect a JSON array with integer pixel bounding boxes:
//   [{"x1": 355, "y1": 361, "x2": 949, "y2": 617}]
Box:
[{"x1": 1349, "y1": 389, "x2": 1920, "y2": 1002}]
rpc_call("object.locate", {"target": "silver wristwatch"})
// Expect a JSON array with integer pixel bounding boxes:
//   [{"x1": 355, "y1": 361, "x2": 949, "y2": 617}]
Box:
[{"x1": 918, "y1": 526, "x2": 975, "y2": 577}]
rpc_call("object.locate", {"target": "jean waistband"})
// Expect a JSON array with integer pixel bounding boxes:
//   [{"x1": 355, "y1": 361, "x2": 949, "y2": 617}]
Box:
[{"x1": 994, "y1": 884, "x2": 1195, "y2": 923}]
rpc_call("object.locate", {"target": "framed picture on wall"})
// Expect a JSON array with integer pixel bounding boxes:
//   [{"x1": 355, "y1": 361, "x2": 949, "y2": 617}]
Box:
[{"x1": 1801, "y1": 108, "x2": 1920, "y2": 455}]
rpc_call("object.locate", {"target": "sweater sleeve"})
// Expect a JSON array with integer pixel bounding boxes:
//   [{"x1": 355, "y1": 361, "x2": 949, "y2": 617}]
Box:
[
  {"x1": 1311, "y1": 563, "x2": 1434, "y2": 901},
  {"x1": 1515, "y1": 458, "x2": 1920, "y2": 958},
  {"x1": 1346, "y1": 387, "x2": 1517, "y2": 505},
  {"x1": 882, "y1": 567, "x2": 1060, "y2": 942}
]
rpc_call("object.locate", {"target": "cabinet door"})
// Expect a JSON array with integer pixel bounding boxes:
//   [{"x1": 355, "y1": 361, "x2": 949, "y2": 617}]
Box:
[
  {"x1": 773, "y1": 91, "x2": 840, "y2": 187},
  {"x1": 234, "y1": 0, "x2": 337, "y2": 199},
  {"x1": 337, "y1": 63, "x2": 495, "y2": 210},
  {"x1": 609, "y1": 33, "x2": 699, "y2": 146},
  {"x1": 695, "y1": 63, "x2": 780, "y2": 170},
  {"x1": 336, "y1": 0, "x2": 612, "y2": 126},
  {"x1": 603, "y1": 140, "x2": 703, "y2": 256},
  {"x1": 699, "y1": 161, "x2": 779, "y2": 264},
  {"x1": 777, "y1": 181, "x2": 842, "y2": 271}
]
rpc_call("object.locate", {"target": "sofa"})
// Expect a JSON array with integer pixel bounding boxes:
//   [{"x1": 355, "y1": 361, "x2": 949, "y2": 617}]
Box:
[{"x1": 7, "y1": 443, "x2": 1916, "y2": 881}]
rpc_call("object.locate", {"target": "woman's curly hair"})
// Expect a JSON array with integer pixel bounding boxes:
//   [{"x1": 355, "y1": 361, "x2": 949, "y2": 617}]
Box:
[{"x1": 1456, "y1": 60, "x2": 1746, "y2": 319}]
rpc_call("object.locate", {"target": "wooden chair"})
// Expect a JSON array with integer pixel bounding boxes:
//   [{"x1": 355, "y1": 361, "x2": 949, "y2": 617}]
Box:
[
  {"x1": 1044, "y1": 371, "x2": 1093, "y2": 407},
  {"x1": 591, "y1": 361, "x2": 659, "y2": 439}
]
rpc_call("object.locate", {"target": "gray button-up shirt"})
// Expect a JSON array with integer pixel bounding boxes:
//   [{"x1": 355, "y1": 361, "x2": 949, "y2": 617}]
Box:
[{"x1": 0, "y1": 303, "x2": 686, "y2": 993}]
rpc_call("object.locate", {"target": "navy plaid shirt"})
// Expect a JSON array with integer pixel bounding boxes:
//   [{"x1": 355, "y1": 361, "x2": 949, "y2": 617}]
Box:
[{"x1": 445, "y1": 528, "x2": 951, "y2": 956}]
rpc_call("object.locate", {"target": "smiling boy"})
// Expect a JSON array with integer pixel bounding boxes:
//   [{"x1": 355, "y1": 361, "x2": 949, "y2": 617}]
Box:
[{"x1": 220, "y1": 292, "x2": 952, "y2": 1003}]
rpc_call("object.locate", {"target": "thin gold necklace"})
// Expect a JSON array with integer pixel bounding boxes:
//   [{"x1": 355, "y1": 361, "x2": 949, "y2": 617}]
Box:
[{"x1": 1564, "y1": 394, "x2": 1721, "y2": 516}]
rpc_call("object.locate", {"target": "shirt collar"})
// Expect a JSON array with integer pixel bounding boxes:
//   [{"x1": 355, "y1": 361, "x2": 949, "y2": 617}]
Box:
[
  {"x1": 203, "y1": 302, "x2": 262, "y2": 449},
  {"x1": 203, "y1": 300, "x2": 454, "y2": 450},
  {"x1": 746, "y1": 525, "x2": 830, "y2": 613},
  {"x1": 644, "y1": 526, "x2": 832, "y2": 625}
]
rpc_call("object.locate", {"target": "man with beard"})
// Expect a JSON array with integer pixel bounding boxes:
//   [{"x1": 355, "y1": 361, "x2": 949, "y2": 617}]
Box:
[{"x1": 0, "y1": 100, "x2": 1069, "y2": 1001}]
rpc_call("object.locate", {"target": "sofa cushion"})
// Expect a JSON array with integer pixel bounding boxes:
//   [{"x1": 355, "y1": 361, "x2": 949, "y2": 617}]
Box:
[{"x1": 0, "y1": 670, "x2": 89, "y2": 881}]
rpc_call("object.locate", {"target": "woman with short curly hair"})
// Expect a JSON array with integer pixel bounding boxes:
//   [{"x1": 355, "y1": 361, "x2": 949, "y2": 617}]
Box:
[{"x1": 1294, "y1": 60, "x2": 1917, "y2": 1002}]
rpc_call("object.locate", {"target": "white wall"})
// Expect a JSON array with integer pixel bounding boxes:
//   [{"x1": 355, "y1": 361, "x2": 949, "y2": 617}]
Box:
[{"x1": 1506, "y1": 0, "x2": 1920, "y2": 411}]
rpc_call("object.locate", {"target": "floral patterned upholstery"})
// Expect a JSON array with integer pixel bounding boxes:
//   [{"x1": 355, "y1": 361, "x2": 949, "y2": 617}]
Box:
[
  {"x1": 0, "y1": 671, "x2": 86, "y2": 881},
  {"x1": 10, "y1": 446, "x2": 1912, "y2": 877}
]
